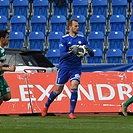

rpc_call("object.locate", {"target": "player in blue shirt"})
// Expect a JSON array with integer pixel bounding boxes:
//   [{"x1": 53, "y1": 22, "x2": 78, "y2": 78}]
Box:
[{"x1": 42, "y1": 19, "x2": 94, "y2": 119}]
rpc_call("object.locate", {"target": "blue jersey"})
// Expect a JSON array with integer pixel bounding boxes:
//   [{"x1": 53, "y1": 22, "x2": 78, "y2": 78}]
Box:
[{"x1": 58, "y1": 34, "x2": 91, "y2": 70}]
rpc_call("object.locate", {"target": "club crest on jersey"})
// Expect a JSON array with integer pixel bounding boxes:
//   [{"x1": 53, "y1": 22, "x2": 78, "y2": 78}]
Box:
[{"x1": 78, "y1": 41, "x2": 82, "y2": 44}]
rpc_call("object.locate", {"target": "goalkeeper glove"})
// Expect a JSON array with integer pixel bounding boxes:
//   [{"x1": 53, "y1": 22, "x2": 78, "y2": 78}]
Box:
[
  {"x1": 68, "y1": 45, "x2": 79, "y2": 55},
  {"x1": 84, "y1": 46, "x2": 94, "y2": 57}
]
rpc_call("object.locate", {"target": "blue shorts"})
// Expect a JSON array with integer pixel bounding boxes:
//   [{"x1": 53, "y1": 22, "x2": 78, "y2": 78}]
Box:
[{"x1": 56, "y1": 68, "x2": 81, "y2": 86}]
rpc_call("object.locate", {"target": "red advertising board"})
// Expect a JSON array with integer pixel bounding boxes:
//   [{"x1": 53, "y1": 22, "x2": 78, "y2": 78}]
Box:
[{"x1": 0, "y1": 72, "x2": 133, "y2": 114}]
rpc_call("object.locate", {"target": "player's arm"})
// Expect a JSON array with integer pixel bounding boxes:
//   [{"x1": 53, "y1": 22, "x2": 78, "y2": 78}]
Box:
[
  {"x1": 84, "y1": 39, "x2": 94, "y2": 57},
  {"x1": 1, "y1": 65, "x2": 16, "y2": 72}
]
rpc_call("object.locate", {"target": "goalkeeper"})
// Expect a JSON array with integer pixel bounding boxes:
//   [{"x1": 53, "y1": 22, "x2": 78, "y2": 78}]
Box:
[{"x1": 42, "y1": 19, "x2": 94, "y2": 119}]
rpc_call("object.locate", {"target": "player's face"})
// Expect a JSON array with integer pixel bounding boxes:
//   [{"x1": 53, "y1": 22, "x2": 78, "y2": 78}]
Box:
[
  {"x1": 71, "y1": 21, "x2": 79, "y2": 34},
  {"x1": 3, "y1": 34, "x2": 9, "y2": 46}
]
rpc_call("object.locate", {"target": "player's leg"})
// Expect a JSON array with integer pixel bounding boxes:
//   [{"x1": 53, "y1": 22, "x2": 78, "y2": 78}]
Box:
[
  {"x1": 121, "y1": 96, "x2": 133, "y2": 116},
  {"x1": 69, "y1": 69, "x2": 81, "y2": 119},
  {"x1": 0, "y1": 98, "x2": 3, "y2": 105},
  {"x1": 42, "y1": 69, "x2": 69, "y2": 117}
]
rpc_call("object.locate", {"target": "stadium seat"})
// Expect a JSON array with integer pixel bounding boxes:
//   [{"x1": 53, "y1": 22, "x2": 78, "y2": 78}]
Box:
[
  {"x1": 33, "y1": 0, "x2": 49, "y2": 19},
  {"x1": 30, "y1": 15, "x2": 47, "y2": 35},
  {"x1": 90, "y1": 15, "x2": 106, "y2": 34},
  {"x1": 0, "y1": 16, "x2": 7, "y2": 30},
  {"x1": 29, "y1": 31, "x2": 45, "y2": 51},
  {"x1": 86, "y1": 49, "x2": 103, "y2": 63},
  {"x1": 13, "y1": 0, "x2": 29, "y2": 19},
  {"x1": 48, "y1": 31, "x2": 64, "y2": 49},
  {"x1": 130, "y1": 15, "x2": 133, "y2": 31},
  {"x1": 112, "y1": 0, "x2": 127, "y2": 18},
  {"x1": 128, "y1": 31, "x2": 133, "y2": 49},
  {"x1": 110, "y1": 15, "x2": 126, "y2": 34},
  {"x1": 53, "y1": 1, "x2": 69, "y2": 18},
  {"x1": 72, "y1": 0, "x2": 88, "y2": 19},
  {"x1": 126, "y1": 48, "x2": 133, "y2": 63},
  {"x1": 106, "y1": 49, "x2": 123, "y2": 63},
  {"x1": 10, "y1": 15, "x2": 27, "y2": 35},
  {"x1": 46, "y1": 49, "x2": 60, "y2": 64},
  {"x1": 92, "y1": 0, "x2": 108, "y2": 18},
  {"x1": 9, "y1": 32, "x2": 24, "y2": 48},
  {"x1": 50, "y1": 15, "x2": 66, "y2": 34},
  {"x1": 88, "y1": 31, "x2": 104, "y2": 51},
  {"x1": 0, "y1": 0, "x2": 10, "y2": 19},
  {"x1": 70, "y1": 15, "x2": 86, "y2": 35},
  {"x1": 108, "y1": 31, "x2": 124, "y2": 51}
]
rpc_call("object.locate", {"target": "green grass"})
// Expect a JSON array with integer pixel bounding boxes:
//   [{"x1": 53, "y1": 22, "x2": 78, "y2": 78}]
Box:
[{"x1": 0, "y1": 115, "x2": 133, "y2": 133}]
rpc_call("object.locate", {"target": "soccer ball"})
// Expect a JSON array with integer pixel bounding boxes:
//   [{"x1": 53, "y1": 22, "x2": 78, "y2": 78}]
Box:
[{"x1": 77, "y1": 45, "x2": 88, "y2": 58}]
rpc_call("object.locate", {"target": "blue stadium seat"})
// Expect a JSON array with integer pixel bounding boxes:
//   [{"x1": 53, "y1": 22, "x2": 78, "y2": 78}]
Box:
[
  {"x1": 78, "y1": 31, "x2": 84, "y2": 36},
  {"x1": 108, "y1": 31, "x2": 124, "y2": 51},
  {"x1": 70, "y1": 15, "x2": 86, "y2": 35},
  {"x1": 0, "y1": 0, "x2": 10, "y2": 19},
  {"x1": 53, "y1": 1, "x2": 69, "y2": 18},
  {"x1": 9, "y1": 32, "x2": 24, "y2": 48},
  {"x1": 46, "y1": 49, "x2": 60, "y2": 64},
  {"x1": 92, "y1": 0, "x2": 108, "y2": 18},
  {"x1": 88, "y1": 31, "x2": 104, "y2": 51},
  {"x1": 126, "y1": 49, "x2": 133, "y2": 63},
  {"x1": 110, "y1": 15, "x2": 126, "y2": 34},
  {"x1": 13, "y1": 0, "x2": 29, "y2": 19},
  {"x1": 48, "y1": 31, "x2": 64, "y2": 49},
  {"x1": 11, "y1": 15, "x2": 27, "y2": 35},
  {"x1": 0, "y1": 16, "x2": 7, "y2": 30},
  {"x1": 90, "y1": 15, "x2": 106, "y2": 34},
  {"x1": 50, "y1": 15, "x2": 66, "y2": 34},
  {"x1": 72, "y1": 0, "x2": 88, "y2": 19},
  {"x1": 106, "y1": 49, "x2": 123, "y2": 63},
  {"x1": 112, "y1": 0, "x2": 127, "y2": 18},
  {"x1": 30, "y1": 15, "x2": 47, "y2": 35},
  {"x1": 128, "y1": 31, "x2": 133, "y2": 49},
  {"x1": 86, "y1": 49, "x2": 103, "y2": 63},
  {"x1": 29, "y1": 31, "x2": 45, "y2": 51},
  {"x1": 130, "y1": 15, "x2": 133, "y2": 31},
  {"x1": 33, "y1": 0, "x2": 49, "y2": 19}
]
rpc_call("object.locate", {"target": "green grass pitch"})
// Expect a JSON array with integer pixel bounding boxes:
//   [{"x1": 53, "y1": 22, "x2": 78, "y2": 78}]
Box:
[{"x1": 0, "y1": 115, "x2": 133, "y2": 133}]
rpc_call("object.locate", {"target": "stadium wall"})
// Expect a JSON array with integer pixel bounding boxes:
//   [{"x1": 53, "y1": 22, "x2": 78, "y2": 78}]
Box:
[{"x1": 0, "y1": 71, "x2": 133, "y2": 115}]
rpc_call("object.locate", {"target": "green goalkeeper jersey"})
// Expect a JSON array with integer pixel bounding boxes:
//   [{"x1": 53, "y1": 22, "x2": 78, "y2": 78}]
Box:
[{"x1": 0, "y1": 46, "x2": 6, "y2": 76}]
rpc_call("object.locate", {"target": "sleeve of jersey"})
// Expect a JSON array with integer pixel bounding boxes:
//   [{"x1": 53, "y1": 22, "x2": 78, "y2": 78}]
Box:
[{"x1": 59, "y1": 38, "x2": 70, "y2": 59}]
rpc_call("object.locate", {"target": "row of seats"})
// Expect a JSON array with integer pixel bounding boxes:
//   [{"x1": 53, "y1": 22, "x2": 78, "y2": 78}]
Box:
[
  {"x1": 8, "y1": 30, "x2": 133, "y2": 53},
  {"x1": 46, "y1": 48, "x2": 133, "y2": 64}
]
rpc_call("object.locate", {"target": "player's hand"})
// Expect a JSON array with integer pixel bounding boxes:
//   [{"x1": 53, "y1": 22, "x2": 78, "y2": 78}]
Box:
[
  {"x1": 9, "y1": 65, "x2": 16, "y2": 72},
  {"x1": 68, "y1": 45, "x2": 78, "y2": 55}
]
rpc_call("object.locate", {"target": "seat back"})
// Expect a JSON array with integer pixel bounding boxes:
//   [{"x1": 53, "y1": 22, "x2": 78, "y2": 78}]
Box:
[
  {"x1": 130, "y1": 15, "x2": 133, "y2": 31},
  {"x1": 11, "y1": 15, "x2": 26, "y2": 35},
  {"x1": 72, "y1": 0, "x2": 88, "y2": 19},
  {"x1": 106, "y1": 49, "x2": 122, "y2": 63},
  {"x1": 90, "y1": 15, "x2": 106, "y2": 34},
  {"x1": 46, "y1": 49, "x2": 60, "y2": 64},
  {"x1": 0, "y1": 0, "x2": 10, "y2": 19},
  {"x1": 33, "y1": 0, "x2": 49, "y2": 19},
  {"x1": 92, "y1": 0, "x2": 108, "y2": 18},
  {"x1": 9, "y1": 32, "x2": 24, "y2": 48},
  {"x1": 108, "y1": 31, "x2": 124, "y2": 51},
  {"x1": 48, "y1": 31, "x2": 64, "y2": 49},
  {"x1": 126, "y1": 49, "x2": 133, "y2": 63},
  {"x1": 50, "y1": 15, "x2": 66, "y2": 34},
  {"x1": 110, "y1": 15, "x2": 126, "y2": 34},
  {"x1": 86, "y1": 49, "x2": 103, "y2": 63},
  {"x1": 112, "y1": 0, "x2": 127, "y2": 17},
  {"x1": 128, "y1": 31, "x2": 133, "y2": 49},
  {"x1": 0, "y1": 15, "x2": 7, "y2": 30},
  {"x1": 31, "y1": 15, "x2": 47, "y2": 35},
  {"x1": 29, "y1": 31, "x2": 45, "y2": 51},
  {"x1": 53, "y1": 2, "x2": 68, "y2": 18},
  {"x1": 88, "y1": 31, "x2": 104, "y2": 51},
  {"x1": 13, "y1": 0, "x2": 29, "y2": 19}
]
